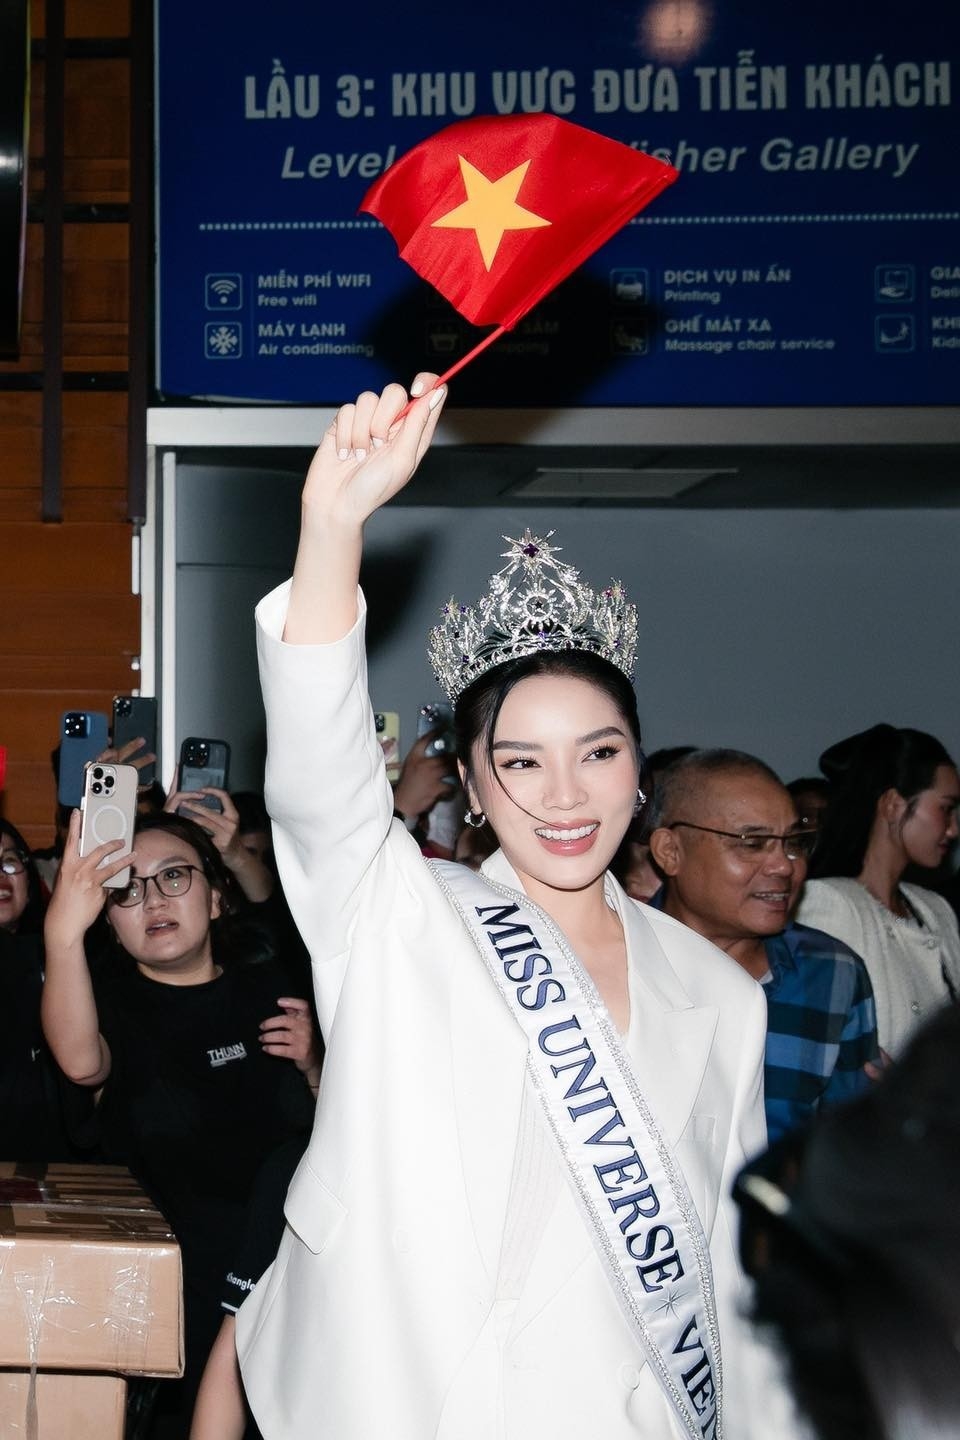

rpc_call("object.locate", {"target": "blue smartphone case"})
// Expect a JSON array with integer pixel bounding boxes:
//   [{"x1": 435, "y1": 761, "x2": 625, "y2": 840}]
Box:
[{"x1": 58, "y1": 711, "x2": 110, "y2": 809}]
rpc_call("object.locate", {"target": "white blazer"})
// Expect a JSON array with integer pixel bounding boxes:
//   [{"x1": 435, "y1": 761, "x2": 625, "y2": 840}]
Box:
[
  {"x1": 236, "y1": 583, "x2": 796, "y2": 1440},
  {"x1": 798, "y1": 877, "x2": 960, "y2": 1057}
]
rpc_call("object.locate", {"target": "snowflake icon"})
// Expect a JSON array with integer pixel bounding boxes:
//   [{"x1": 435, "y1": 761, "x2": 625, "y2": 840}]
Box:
[{"x1": 204, "y1": 322, "x2": 242, "y2": 359}]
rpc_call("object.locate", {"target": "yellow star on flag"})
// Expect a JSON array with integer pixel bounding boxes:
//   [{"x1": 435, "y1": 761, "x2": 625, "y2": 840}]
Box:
[{"x1": 432, "y1": 155, "x2": 551, "y2": 271}]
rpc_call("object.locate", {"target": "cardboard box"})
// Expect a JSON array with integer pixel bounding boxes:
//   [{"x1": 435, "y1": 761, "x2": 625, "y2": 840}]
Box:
[
  {"x1": 0, "y1": 1163, "x2": 182, "y2": 1378},
  {"x1": 0, "y1": 1371, "x2": 126, "y2": 1440}
]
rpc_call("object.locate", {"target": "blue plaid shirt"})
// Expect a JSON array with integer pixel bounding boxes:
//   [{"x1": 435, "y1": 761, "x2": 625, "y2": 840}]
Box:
[
  {"x1": 647, "y1": 891, "x2": 880, "y2": 1142},
  {"x1": 761, "y1": 920, "x2": 879, "y2": 1142}
]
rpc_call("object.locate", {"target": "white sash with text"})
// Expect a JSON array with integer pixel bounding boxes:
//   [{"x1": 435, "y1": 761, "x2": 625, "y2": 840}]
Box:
[{"x1": 430, "y1": 861, "x2": 723, "y2": 1440}]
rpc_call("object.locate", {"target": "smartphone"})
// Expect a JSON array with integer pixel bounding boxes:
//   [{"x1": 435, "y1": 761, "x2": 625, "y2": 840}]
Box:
[
  {"x1": 112, "y1": 696, "x2": 158, "y2": 788},
  {"x1": 79, "y1": 762, "x2": 138, "y2": 889},
  {"x1": 417, "y1": 702, "x2": 456, "y2": 782},
  {"x1": 417, "y1": 703, "x2": 455, "y2": 759},
  {"x1": 178, "y1": 737, "x2": 230, "y2": 815},
  {"x1": 58, "y1": 711, "x2": 110, "y2": 809},
  {"x1": 374, "y1": 711, "x2": 401, "y2": 783}
]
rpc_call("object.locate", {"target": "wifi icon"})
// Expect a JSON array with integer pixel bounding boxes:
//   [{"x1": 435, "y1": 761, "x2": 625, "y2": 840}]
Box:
[{"x1": 205, "y1": 273, "x2": 243, "y2": 311}]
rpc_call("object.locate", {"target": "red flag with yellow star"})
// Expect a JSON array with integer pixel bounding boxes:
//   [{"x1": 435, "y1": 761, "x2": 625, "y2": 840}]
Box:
[{"x1": 360, "y1": 114, "x2": 678, "y2": 330}]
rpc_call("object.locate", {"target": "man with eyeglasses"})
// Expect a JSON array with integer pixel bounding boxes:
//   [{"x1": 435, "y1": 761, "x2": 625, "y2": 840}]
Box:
[{"x1": 646, "y1": 749, "x2": 880, "y2": 1142}]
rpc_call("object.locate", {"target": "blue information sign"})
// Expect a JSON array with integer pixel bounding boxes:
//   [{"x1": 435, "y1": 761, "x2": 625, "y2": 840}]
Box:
[{"x1": 155, "y1": 0, "x2": 960, "y2": 404}]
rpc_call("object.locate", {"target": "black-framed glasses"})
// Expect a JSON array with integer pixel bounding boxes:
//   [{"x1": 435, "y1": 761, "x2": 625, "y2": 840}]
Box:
[
  {"x1": 109, "y1": 864, "x2": 204, "y2": 907},
  {"x1": 666, "y1": 821, "x2": 818, "y2": 861},
  {"x1": 0, "y1": 851, "x2": 28, "y2": 876}
]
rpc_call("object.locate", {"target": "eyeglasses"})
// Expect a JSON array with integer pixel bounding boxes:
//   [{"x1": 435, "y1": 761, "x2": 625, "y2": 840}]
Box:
[
  {"x1": 666, "y1": 821, "x2": 817, "y2": 861},
  {"x1": 0, "y1": 852, "x2": 28, "y2": 876},
  {"x1": 109, "y1": 865, "x2": 204, "y2": 908}
]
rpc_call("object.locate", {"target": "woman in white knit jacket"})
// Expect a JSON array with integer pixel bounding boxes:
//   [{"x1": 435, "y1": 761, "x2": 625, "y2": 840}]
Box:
[{"x1": 797, "y1": 724, "x2": 960, "y2": 1056}]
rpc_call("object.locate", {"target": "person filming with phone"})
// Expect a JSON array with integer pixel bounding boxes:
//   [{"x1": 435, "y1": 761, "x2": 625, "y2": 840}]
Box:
[
  {"x1": 165, "y1": 781, "x2": 276, "y2": 904},
  {"x1": 391, "y1": 722, "x2": 460, "y2": 849},
  {"x1": 41, "y1": 808, "x2": 322, "y2": 1436}
]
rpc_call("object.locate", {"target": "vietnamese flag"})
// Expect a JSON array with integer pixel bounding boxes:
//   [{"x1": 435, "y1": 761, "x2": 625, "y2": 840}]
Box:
[{"x1": 360, "y1": 114, "x2": 678, "y2": 331}]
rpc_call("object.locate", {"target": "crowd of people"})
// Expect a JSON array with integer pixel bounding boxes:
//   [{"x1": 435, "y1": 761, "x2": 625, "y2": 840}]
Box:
[{"x1": 2, "y1": 376, "x2": 958, "y2": 1440}]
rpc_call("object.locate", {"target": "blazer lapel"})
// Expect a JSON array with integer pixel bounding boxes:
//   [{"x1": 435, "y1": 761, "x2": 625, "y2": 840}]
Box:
[
  {"x1": 511, "y1": 881, "x2": 721, "y2": 1334},
  {"x1": 617, "y1": 883, "x2": 719, "y2": 1146},
  {"x1": 448, "y1": 856, "x2": 718, "y2": 1316}
]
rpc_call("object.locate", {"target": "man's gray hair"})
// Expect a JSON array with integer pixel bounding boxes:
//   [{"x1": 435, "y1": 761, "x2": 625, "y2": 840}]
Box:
[{"x1": 648, "y1": 748, "x2": 785, "y2": 830}]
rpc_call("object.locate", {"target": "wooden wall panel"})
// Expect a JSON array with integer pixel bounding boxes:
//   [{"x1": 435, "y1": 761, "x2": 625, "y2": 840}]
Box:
[
  {"x1": 63, "y1": 418, "x2": 128, "y2": 493},
  {"x1": 3, "y1": 762, "x2": 61, "y2": 841},
  {"x1": 3, "y1": 654, "x2": 134, "y2": 690},
  {"x1": 5, "y1": 592, "x2": 139, "y2": 658},
  {"x1": 1, "y1": 560, "x2": 139, "y2": 843},
  {"x1": 0, "y1": 396, "x2": 41, "y2": 480},
  {"x1": 0, "y1": 490, "x2": 131, "y2": 523},
  {"x1": 2, "y1": 3, "x2": 138, "y2": 845},
  {"x1": 64, "y1": 76, "x2": 129, "y2": 161},
  {"x1": 5, "y1": 692, "x2": 122, "y2": 757},
  {"x1": 3, "y1": 224, "x2": 130, "y2": 372},
  {"x1": 0, "y1": 522, "x2": 131, "y2": 591},
  {"x1": 0, "y1": 396, "x2": 129, "y2": 520},
  {"x1": 30, "y1": 60, "x2": 130, "y2": 196},
  {"x1": 31, "y1": 0, "x2": 130, "y2": 40}
]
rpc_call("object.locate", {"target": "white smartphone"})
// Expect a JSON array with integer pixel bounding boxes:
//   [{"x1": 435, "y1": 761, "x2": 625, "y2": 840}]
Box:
[{"x1": 79, "y1": 762, "x2": 138, "y2": 889}]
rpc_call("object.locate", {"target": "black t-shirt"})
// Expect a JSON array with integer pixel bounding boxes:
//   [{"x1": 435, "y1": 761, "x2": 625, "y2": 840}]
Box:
[
  {"x1": 0, "y1": 930, "x2": 94, "y2": 1162},
  {"x1": 222, "y1": 1132, "x2": 307, "y2": 1315},
  {"x1": 92, "y1": 958, "x2": 315, "y2": 1307}
]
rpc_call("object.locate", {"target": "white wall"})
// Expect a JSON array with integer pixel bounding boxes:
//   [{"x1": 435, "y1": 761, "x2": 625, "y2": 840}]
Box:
[
  {"x1": 362, "y1": 506, "x2": 960, "y2": 783},
  {"x1": 170, "y1": 465, "x2": 960, "y2": 790}
]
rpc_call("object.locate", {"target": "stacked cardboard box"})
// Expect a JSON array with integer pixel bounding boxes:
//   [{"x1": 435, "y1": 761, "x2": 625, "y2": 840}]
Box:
[{"x1": 0, "y1": 1163, "x2": 182, "y2": 1438}]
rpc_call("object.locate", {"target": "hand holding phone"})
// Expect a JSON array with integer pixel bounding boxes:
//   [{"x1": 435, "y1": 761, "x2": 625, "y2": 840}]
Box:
[
  {"x1": 44, "y1": 810, "x2": 133, "y2": 952},
  {"x1": 112, "y1": 696, "x2": 158, "y2": 788},
  {"x1": 79, "y1": 762, "x2": 138, "y2": 889},
  {"x1": 416, "y1": 703, "x2": 455, "y2": 760},
  {"x1": 394, "y1": 708, "x2": 458, "y2": 822},
  {"x1": 416, "y1": 702, "x2": 457, "y2": 786},
  {"x1": 177, "y1": 738, "x2": 231, "y2": 816}
]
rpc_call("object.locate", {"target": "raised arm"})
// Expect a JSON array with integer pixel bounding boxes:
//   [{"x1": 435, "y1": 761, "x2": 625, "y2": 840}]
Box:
[
  {"x1": 41, "y1": 809, "x2": 129, "y2": 1086},
  {"x1": 284, "y1": 376, "x2": 445, "y2": 646},
  {"x1": 255, "y1": 379, "x2": 445, "y2": 1011}
]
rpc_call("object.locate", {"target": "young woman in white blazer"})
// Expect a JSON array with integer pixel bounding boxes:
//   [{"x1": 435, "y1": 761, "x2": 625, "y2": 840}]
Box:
[{"x1": 235, "y1": 376, "x2": 796, "y2": 1440}]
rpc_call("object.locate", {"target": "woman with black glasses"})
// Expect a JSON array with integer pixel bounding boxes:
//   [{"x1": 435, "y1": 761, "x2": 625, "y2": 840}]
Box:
[{"x1": 41, "y1": 809, "x2": 321, "y2": 1436}]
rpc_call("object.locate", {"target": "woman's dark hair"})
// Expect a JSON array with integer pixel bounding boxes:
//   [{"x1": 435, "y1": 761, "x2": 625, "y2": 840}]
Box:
[
  {"x1": 809, "y1": 724, "x2": 954, "y2": 878},
  {"x1": 231, "y1": 790, "x2": 270, "y2": 836},
  {"x1": 104, "y1": 811, "x2": 258, "y2": 967},
  {"x1": 736, "y1": 1005, "x2": 960, "y2": 1440},
  {"x1": 0, "y1": 817, "x2": 44, "y2": 934},
  {"x1": 786, "y1": 776, "x2": 830, "y2": 803},
  {"x1": 454, "y1": 649, "x2": 646, "y2": 827}
]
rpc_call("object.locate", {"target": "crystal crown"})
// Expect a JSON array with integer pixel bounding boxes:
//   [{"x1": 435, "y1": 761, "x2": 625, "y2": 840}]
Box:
[{"x1": 427, "y1": 530, "x2": 638, "y2": 703}]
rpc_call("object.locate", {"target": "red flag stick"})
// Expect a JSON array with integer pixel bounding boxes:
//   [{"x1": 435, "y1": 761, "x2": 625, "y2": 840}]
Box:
[{"x1": 393, "y1": 323, "x2": 507, "y2": 421}]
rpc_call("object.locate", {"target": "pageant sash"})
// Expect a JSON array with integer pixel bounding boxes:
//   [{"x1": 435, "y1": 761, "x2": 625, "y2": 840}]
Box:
[{"x1": 430, "y1": 860, "x2": 723, "y2": 1440}]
